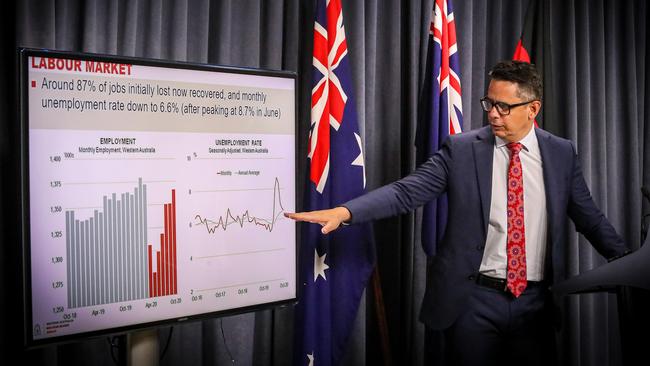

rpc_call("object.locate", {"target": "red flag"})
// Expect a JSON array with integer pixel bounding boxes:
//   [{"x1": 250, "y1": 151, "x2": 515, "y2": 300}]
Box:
[{"x1": 512, "y1": 0, "x2": 557, "y2": 134}]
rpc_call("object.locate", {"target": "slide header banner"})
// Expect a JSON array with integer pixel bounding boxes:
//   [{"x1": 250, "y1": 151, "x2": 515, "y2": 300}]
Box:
[{"x1": 28, "y1": 54, "x2": 294, "y2": 134}]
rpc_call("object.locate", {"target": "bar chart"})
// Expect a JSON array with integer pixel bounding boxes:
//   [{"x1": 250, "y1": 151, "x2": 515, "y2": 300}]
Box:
[{"x1": 64, "y1": 178, "x2": 177, "y2": 309}]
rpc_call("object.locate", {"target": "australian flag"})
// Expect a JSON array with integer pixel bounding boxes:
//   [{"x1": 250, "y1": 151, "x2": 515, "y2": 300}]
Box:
[
  {"x1": 293, "y1": 0, "x2": 375, "y2": 365},
  {"x1": 416, "y1": 0, "x2": 463, "y2": 257}
]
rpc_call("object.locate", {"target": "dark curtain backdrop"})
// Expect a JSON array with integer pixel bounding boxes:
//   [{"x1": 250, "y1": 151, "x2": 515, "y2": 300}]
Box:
[{"x1": 1, "y1": 1, "x2": 648, "y2": 365}]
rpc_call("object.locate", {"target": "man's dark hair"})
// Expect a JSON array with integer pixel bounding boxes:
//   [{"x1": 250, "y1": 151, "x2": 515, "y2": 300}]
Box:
[{"x1": 488, "y1": 60, "x2": 542, "y2": 101}]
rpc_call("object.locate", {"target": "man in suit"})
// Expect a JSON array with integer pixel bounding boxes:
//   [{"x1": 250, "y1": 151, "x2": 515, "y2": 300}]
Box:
[{"x1": 285, "y1": 60, "x2": 628, "y2": 366}]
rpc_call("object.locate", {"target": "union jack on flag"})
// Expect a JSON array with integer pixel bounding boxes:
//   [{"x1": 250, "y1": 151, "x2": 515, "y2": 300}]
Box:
[
  {"x1": 416, "y1": 0, "x2": 463, "y2": 257},
  {"x1": 294, "y1": 0, "x2": 375, "y2": 365}
]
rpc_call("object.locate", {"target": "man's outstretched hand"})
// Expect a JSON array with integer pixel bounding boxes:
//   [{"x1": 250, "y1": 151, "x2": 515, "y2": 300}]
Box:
[{"x1": 284, "y1": 207, "x2": 352, "y2": 234}]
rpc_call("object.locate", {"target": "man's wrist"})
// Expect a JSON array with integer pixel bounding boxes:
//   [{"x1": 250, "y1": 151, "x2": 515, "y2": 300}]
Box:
[{"x1": 336, "y1": 206, "x2": 352, "y2": 225}]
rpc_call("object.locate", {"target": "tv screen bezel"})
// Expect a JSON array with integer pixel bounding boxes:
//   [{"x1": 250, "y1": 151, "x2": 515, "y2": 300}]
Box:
[{"x1": 19, "y1": 48, "x2": 299, "y2": 348}]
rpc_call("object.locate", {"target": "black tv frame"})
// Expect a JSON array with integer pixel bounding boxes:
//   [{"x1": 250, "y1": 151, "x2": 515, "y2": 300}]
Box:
[{"x1": 19, "y1": 48, "x2": 299, "y2": 348}]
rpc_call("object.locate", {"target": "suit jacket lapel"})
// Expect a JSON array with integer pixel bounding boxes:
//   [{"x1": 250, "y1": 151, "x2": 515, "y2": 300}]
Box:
[
  {"x1": 535, "y1": 127, "x2": 560, "y2": 281},
  {"x1": 535, "y1": 128, "x2": 557, "y2": 242},
  {"x1": 473, "y1": 126, "x2": 495, "y2": 236}
]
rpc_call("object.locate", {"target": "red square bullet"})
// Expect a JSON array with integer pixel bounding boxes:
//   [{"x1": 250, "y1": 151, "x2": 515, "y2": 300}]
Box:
[{"x1": 31, "y1": 80, "x2": 36, "y2": 88}]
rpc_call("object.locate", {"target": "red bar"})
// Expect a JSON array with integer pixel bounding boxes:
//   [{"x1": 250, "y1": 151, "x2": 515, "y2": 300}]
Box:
[
  {"x1": 165, "y1": 203, "x2": 173, "y2": 295},
  {"x1": 171, "y1": 189, "x2": 177, "y2": 294},
  {"x1": 156, "y1": 250, "x2": 161, "y2": 297},
  {"x1": 148, "y1": 245, "x2": 153, "y2": 297},
  {"x1": 162, "y1": 205, "x2": 168, "y2": 296},
  {"x1": 165, "y1": 203, "x2": 171, "y2": 295},
  {"x1": 153, "y1": 273, "x2": 157, "y2": 297}
]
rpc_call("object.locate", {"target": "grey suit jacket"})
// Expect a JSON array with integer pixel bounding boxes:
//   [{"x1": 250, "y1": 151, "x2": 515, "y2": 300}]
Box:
[{"x1": 343, "y1": 125, "x2": 627, "y2": 330}]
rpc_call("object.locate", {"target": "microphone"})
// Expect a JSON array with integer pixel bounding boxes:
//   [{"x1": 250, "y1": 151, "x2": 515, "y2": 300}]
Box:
[{"x1": 642, "y1": 186, "x2": 650, "y2": 203}]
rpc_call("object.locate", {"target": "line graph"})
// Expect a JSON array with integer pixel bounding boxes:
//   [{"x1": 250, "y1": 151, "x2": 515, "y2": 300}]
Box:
[{"x1": 193, "y1": 177, "x2": 286, "y2": 234}]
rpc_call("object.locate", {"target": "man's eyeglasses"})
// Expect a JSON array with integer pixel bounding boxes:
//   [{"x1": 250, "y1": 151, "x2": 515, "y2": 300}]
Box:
[{"x1": 480, "y1": 97, "x2": 537, "y2": 115}]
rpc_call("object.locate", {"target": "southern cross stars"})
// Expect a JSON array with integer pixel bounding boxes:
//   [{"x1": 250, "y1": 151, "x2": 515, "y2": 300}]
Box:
[
  {"x1": 351, "y1": 132, "x2": 366, "y2": 189},
  {"x1": 314, "y1": 249, "x2": 329, "y2": 282}
]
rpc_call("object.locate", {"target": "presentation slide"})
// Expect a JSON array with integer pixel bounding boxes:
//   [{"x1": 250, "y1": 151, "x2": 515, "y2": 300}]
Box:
[{"x1": 22, "y1": 51, "x2": 296, "y2": 343}]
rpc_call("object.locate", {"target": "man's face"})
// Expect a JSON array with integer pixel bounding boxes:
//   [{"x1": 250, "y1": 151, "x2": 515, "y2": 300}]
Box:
[{"x1": 485, "y1": 80, "x2": 540, "y2": 143}]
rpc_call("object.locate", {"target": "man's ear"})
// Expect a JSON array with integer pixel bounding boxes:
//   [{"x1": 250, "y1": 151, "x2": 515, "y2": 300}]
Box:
[{"x1": 529, "y1": 100, "x2": 541, "y2": 120}]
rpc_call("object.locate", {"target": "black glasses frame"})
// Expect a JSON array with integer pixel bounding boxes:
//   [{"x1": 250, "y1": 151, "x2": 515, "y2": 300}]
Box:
[{"x1": 480, "y1": 96, "x2": 537, "y2": 115}]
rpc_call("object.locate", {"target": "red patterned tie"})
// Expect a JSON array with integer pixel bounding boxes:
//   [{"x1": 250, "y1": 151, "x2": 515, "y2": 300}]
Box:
[{"x1": 506, "y1": 142, "x2": 527, "y2": 297}]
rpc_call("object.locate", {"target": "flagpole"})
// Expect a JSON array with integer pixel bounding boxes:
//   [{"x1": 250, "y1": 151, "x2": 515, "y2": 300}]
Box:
[{"x1": 371, "y1": 267, "x2": 392, "y2": 366}]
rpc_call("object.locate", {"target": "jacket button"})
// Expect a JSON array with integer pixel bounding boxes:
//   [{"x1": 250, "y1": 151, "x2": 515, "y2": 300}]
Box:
[
  {"x1": 476, "y1": 245, "x2": 485, "y2": 251},
  {"x1": 468, "y1": 274, "x2": 475, "y2": 281}
]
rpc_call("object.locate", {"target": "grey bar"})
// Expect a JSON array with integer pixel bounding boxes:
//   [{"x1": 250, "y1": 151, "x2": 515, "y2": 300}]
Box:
[
  {"x1": 106, "y1": 195, "x2": 112, "y2": 305},
  {"x1": 85, "y1": 219, "x2": 91, "y2": 307},
  {"x1": 135, "y1": 184, "x2": 141, "y2": 299},
  {"x1": 83, "y1": 220, "x2": 88, "y2": 307},
  {"x1": 132, "y1": 192, "x2": 138, "y2": 300},
  {"x1": 121, "y1": 194, "x2": 124, "y2": 302},
  {"x1": 87, "y1": 219, "x2": 92, "y2": 306},
  {"x1": 65, "y1": 211, "x2": 72, "y2": 307},
  {"x1": 124, "y1": 193, "x2": 130, "y2": 301},
  {"x1": 143, "y1": 182, "x2": 148, "y2": 298},
  {"x1": 86, "y1": 217, "x2": 91, "y2": 307},
  {"x1": 94, "y1": 210, "x2": 100, "y2": 306},
  {"x1": 126, "y1": 193, "x2": 132, "y2": 301},
  {"x1": 125, "y1": 192, "x2": 130, "y2": 301},
  {"x1": 98, "y1": 211, "x2": 104, "y2": 306},
  {"x1": 79, "y1": 220, "x2": 88, "y2": 307},
  {"x1": 92, "y1": 212, "x2": 96, "y2": 306},
  {"x1": 138, "y1": 180, "x2": 145, "y2": 299},
  {"x1": 117, "y1": 197, "x2": 123, "y2": 302},
  {"x1": 102, "y1": 196, "x2": 108, "y2": 305},
  {"x1": 88, "y1": 217, "x2": 94, "y2": 307},
  {"x1": 74, "y1": 220, "x2": 80, "y2": 308},
  {"x1": 81, "y1": 220, "x2": 85, "y2": 307},
  {"x1": 130, "y1": 192, "x2": 136, "y2": 300},
  {"x1": 110, "y1": 194, "x2": 116, "y2": 304},
  {"x1": 102, "y1": 196, "x2": 111, "y2": 304},
  {"x1": 111, "y1": 193, "x2": 117, "y2": 304},
  {"x1": 137, "y1": 181, "x2": 142, "y2": 298},
  {"x1": 78, "y1": 220, "x2": 83, "y2": 307},
  {"x1": 140, "y1": 181, "x2": 145, "y2": 299},
  {"x1": 87, "y1": 218, "x2": 92, "y2": 307},
  {"x1": 66, "y1": 211, "x2": 73, "y2": 309},
  {"x1": 121, "y1": 193, "x2": 127, "y2": 302},
  {"x1": 130, "y1": 192, "x2": 136, "y2": 301},
  {"x1": 93, "y1": 217, "x2": 97, "y2": 306}
]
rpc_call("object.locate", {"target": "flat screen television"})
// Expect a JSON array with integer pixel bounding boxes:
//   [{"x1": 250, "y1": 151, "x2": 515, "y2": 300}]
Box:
[{"x1": 19, "y1": 48, "x2": 297, "y2": 347}]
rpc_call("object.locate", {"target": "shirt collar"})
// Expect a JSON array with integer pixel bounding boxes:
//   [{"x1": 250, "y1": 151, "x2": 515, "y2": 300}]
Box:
[{"x1": 494, "y1": 126, "x2": 538, "y2": 154}]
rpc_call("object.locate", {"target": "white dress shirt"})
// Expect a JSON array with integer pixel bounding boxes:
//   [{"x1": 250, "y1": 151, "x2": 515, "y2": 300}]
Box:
[{"x1": 479, "y1": 127, "x2": 548, "y2": 281}]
